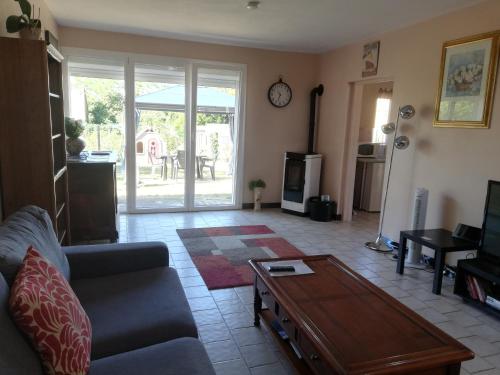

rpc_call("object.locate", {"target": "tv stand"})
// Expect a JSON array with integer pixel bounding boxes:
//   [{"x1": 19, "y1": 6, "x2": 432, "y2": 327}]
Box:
[{"x1": 454, "y1": 258, "x2": 500, "y2": 318}]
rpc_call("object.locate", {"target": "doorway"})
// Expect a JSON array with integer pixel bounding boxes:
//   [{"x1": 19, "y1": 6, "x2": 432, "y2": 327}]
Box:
[
  {"x1": 65, "y1": 51, "x2": 245, "y2": 213},
  {"x1": 341, "y1": 80, "x2": 394, "y2": 222}
]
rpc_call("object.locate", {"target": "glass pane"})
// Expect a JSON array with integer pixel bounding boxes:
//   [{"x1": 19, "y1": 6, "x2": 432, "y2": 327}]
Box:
[
  {"x1": 134, "y1": 64, "x2": 186, "y2": 209},
  {"x1": 194, "y1": 68, "x2": 240, "y2": 207},
  {"x1": 68, "y1": 59, "x2": 126, "y2": 211}
]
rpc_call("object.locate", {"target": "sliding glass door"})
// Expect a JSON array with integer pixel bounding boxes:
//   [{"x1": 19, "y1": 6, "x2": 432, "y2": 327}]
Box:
[
  {"x1": 134, "y1": 63, "x2": 187, "y2": 209},
  {"x1": 65, "y1": 51, "x2": 245, "y2": 213},
  {"x1": 67, "y1": 58, "x2": 127, "y2": 211},
  {"x1": 193, "y1": 67, "x2": 241, "y2": 208}
]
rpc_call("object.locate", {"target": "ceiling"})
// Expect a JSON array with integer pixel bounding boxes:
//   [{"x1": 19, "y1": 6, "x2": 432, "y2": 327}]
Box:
[{"x1": 46, "y1": 0, "x2": 485, "y2": 53}]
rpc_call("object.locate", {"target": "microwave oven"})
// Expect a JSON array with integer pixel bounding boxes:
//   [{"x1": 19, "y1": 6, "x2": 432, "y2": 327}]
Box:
[{"x1": 358, "y1": 143, "x2": 386, "y2": 159}]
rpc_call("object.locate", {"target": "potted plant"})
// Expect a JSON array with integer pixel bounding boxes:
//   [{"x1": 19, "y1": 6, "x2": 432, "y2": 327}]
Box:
[
  {"x1": 5, "y1": 0, "x2": 42, "y2": 40},
  {"x1": 249, "y1": 179, "x2": 266, "y2": 211},
  {"x1": 65, "y1": 117, "x2": 86, "y2": 156}
]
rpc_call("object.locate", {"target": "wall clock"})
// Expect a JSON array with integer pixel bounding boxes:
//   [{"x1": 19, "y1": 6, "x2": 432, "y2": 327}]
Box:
[{"x1": 268, "y1": 78, "x2": 292, "y2": 108}]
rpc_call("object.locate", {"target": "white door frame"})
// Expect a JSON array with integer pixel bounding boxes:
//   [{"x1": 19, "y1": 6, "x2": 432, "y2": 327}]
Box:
[
  {"x1": 191, "y1": 62, "x2": 246, "y2": 211},
  {"x1": 340, "y1": 77, "x2": 394, "y2": 222},
  {"x1": 62, "y1": 47, "x2": 247, "y2": 213}
]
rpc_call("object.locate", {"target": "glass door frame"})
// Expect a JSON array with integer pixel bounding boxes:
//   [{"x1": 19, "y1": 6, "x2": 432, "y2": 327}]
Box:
[
  {"x1": 191, "y1": 63, "x2": 245, "y2": 210},
  {"x1": 62, "y1": 47, "x2": 246, "y2": 213}
]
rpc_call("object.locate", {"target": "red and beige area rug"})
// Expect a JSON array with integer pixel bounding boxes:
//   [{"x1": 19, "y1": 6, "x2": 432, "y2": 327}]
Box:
[{"x1": 177, "y1": 225, "x2": 304, "y2": 290}]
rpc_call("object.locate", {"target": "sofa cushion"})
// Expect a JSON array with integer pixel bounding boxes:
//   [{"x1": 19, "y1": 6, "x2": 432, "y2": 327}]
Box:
[
  {"x1": 71, "y1": 266, "x2": 198, "y2": 359},
  {"x1": 9, "y1": 247, "x2": 92, "y2": 375},
  {"x1": 0, "y1": 273, "x2": 43, "y2": 375},
  {"x1": 89, "y1": 337, "x2": 215, "y2": 375},
  {"x1": 0, "y1": 206, "x2": 70, "y2": 285}
]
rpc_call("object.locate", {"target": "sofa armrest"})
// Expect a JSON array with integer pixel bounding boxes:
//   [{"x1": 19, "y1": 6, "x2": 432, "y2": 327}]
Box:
[{"x1": 63, "y1": 242, "x2": 169, "y2": 280}]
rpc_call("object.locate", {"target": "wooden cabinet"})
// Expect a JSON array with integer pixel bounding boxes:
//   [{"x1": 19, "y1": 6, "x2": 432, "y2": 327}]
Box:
[
  {"x1": 0, "y1": 37, "x2": 70, "y2": 244},
  {"x1": 67, "y1": 153, "x2": 118, "y2": 243}
]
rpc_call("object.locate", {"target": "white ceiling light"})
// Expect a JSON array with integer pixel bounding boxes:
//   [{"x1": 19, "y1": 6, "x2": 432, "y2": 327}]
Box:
[{"x1": 246, "y1": 1, "x2": 260, "y2": 10}]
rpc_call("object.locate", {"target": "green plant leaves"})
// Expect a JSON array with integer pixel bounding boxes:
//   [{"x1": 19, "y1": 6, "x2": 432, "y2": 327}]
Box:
[
  {"x1": 6, "y1": 15, "x2": 23, "y2": 33},
  {"x1": 16, "y1": 0, "x2": 32, "y2": 17},
  {"x1": 6, "y1": 1, "x2": 41, "y2": 33}
]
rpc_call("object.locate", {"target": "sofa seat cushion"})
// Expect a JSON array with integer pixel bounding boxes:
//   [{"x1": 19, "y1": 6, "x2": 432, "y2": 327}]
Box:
[
  {"x1": 89, "y1": 337, "x2": 215, "y2": 375},
  {"x1": 71, "y1": 266, "x2": 198, "y2": 359},
  {"x1": 0, "y1": 206, "x2": 70, "y2": 285},
  {"x1": 9, "y1": 247, "x2": 92, "y2": 375}
]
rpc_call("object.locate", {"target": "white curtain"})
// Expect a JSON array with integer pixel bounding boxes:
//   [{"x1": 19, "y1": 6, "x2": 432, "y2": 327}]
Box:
[{"x1": 372, "y1": 88, "x2": 392, "y2": 144}]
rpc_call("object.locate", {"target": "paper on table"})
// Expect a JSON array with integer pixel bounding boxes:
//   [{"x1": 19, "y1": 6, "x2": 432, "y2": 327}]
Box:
[{"x1": 260, "y1": 259, "x2": 314, "y2": 277}]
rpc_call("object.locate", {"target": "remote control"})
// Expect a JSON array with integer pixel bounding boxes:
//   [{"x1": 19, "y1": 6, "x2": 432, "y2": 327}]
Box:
[{"x1": 268, "y1": 265, "x2": 295, "y2": 272}]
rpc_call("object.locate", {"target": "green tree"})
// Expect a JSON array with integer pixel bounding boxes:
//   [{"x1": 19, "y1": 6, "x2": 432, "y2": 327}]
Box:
[{"x1": 88, "y1": 92, "x2": 124, "y2": 125}]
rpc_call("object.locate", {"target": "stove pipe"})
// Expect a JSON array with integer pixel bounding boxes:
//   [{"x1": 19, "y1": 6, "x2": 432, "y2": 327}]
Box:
[{"x1": 308, "y1": 84, "x2": 324, "y2": 154}]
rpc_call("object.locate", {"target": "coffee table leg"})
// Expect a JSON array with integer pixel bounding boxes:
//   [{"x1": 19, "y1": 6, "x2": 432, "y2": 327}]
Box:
[{"x1": 254, "y1": 276, "x2": 262, "y2": 327}]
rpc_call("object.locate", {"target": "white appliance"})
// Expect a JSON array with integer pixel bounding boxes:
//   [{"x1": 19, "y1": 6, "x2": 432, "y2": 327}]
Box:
[
  {"x1": 354, "y1": 159, "x2": 385, "y2": 212},
  {"x1": 357, "y1": 143, "x2": 387, "y2": 159},
  {"x1": 406, "y1": 188, "x2": 429, "y2": 265},
  {"x1": 281, "y1": 152, "x2": 322, "y2": 214}
]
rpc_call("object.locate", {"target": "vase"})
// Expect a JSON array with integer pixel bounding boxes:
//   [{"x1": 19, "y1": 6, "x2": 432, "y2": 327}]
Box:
[
  {"x1": 66, "y1": 137, "x2": 86, "y2": 156},
  {"x1": 19, "y1": 27, "x2": 42, "y2": 40},
  {"x1": 253, "y1": 187, "x2": 263, "y2": 211}
]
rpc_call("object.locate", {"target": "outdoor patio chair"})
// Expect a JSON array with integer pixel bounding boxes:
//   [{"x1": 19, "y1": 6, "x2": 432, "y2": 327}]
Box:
[
  {"x1": 199, "y1": 156, "x2": 216, "y2": 180},
  {"x1": 173, "y1": 150, "x2": 186, "y2": 179},
  {"x1": 148, "y1": 150, "x2": 164, "y2": 177}
]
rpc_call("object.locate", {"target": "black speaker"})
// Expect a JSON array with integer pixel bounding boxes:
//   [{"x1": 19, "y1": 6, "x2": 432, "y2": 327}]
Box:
[{"x1": 452, "y1": 223, "x2": 481, "y2": 244}]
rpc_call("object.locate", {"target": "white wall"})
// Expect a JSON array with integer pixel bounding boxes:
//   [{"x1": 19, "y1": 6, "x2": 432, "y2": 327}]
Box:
[{"x1": 317, "y1": 0, "x2": 500, "y2": 264}]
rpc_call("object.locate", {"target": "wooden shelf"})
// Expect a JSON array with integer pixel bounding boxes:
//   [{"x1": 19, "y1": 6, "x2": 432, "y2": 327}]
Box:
[
  {"x1": 455, "y1": 258, "x2": 500, "y2": 319},
  {"x1": 58, "y1": 229, "x2": 66, "y2": 244},
  {"x1": 260, "y1": 310, "x2": 312, "y2": 375},
  {"x1": 459, "y1": 294, "x2": 500, "y2": 318},
  {"x1": 54, "y1": 166, "x2": 67, "y2": 182},
  {"x1": 56, "y1": 202, "x2": 66, "y2": 219},
  {"x1": 0, "y1": 37, "x2": 71, "y2": 245}
]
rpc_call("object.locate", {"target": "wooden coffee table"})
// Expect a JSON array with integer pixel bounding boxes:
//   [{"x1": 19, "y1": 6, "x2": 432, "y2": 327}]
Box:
[{"x1": 249, "y1": 255, "x2": 473, "y2": 375}]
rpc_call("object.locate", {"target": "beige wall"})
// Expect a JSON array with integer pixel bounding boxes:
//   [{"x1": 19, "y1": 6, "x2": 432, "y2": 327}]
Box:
[
  {"x1": 317, "y1": 0, "x2": 500, "y2": 263},
  {"x1": 59, "y1": 27, "x2": 320, "y2": 204},
  {"x1": 358, "y1": 82, "x2": 393, "y2": 143},
  {"x1": 0, "y1": 0, "x2": 58, "y2": 37}
]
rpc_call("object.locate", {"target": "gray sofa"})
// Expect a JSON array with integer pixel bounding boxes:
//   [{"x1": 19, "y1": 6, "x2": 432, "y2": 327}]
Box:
[{"x1": 0, "y1": 206, "x2": 215, "y2": 375}]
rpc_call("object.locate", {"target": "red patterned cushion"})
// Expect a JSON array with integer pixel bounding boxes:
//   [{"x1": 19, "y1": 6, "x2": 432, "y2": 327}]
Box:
[{"x1": 9, "y1": 247, "x2": 92, "y2": 375}]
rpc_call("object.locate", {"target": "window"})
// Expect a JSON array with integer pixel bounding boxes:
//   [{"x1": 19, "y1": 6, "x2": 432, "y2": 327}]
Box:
[
  {"x1": 372, "y1": 97, "x2": 392, "y2": 143},
  {"x1": 136, "y1": 141, "x2": 144, "y2": 154}
]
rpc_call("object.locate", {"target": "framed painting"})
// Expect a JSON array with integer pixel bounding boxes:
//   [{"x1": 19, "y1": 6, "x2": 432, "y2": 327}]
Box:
[
  {"x1": 434, "y1": 32, "x2": 499, "y2": 128},
  {"x1": 362, "y1": 41, "x2": 380, "y2": 78}
]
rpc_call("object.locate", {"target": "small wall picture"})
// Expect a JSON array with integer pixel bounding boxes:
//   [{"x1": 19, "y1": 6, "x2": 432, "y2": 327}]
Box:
[
  {"x1": 434, "y1": 33, "x2": 499, "y2": 128},
  {"x1": 362, "y1": 41, "x2": 380, "y2": 78}
]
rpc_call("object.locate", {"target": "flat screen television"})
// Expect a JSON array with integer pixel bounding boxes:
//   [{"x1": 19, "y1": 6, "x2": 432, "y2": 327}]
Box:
[{"x1": 479, "y1": 180, "x2": 500, "y2": 262}]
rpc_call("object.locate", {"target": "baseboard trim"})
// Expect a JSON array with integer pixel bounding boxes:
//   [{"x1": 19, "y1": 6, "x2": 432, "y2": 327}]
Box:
[
  {"x1": 242, "y1": 203, "x2": 343, "y2": 221},
  {"x1": 242, "y1": 202, "x2": 281, "y2": 210},
  {"x1": 281, "y1": 208, "x2": 309, "y2": 217}
]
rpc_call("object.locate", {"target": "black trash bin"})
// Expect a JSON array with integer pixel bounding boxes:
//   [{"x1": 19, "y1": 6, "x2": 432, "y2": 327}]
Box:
[{"x1": 309, "y1": 197, "x2": 336, "y2": 222}]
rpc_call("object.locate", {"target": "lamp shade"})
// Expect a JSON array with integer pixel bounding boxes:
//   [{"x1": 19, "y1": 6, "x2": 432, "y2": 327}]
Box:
[
  {"x1": 381, "y1": 122, "x2": 396, "y2": 134},
  {"x1": 399, "y1": 105, "x2": 416, "y2": 120},
  {"x1": 395, "y1": 135, "x2": 410, "y2": 150}
]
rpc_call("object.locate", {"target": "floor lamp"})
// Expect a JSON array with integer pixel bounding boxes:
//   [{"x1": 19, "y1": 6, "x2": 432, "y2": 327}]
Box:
[{"x1": 365, "y1": 105, "x2": 416, "y2": 252}]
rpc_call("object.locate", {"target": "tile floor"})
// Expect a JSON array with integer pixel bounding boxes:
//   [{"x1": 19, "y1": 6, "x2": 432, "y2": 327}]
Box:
[{"x1": 118, "y1": 209, "x2": 500, "y2": 375}]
